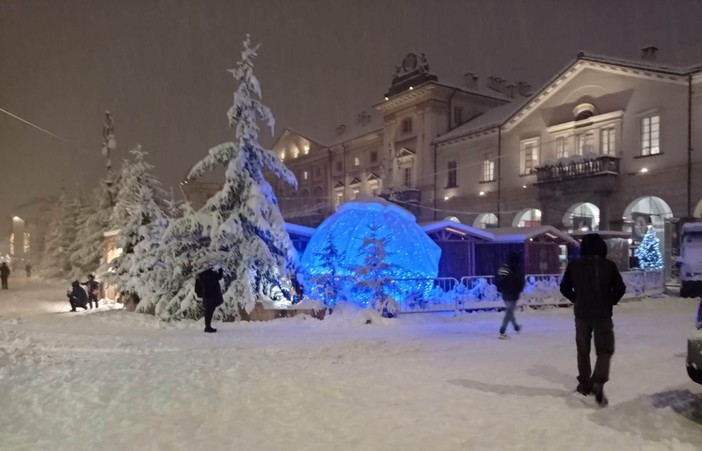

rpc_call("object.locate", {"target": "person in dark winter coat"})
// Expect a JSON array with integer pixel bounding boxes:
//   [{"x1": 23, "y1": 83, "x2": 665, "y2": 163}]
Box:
[
  {"x1": 0, "y1": 262, "x2": 10, "y2": 289},
  {"x1": 560, "y1": 233, "x2": 626, "y2": 406},
  {"x1": 81, "y1": 274, "x2": 100, "y2": 308},
  {"x1": 195, "y1": 267, "x2": 224, "y2": 333},
  {"x1": 495, "y1": 251, "x2": 525, "y2": 338},
  {"x1": 67, "y1": 280, "x2": 89, "y2": 311},
  {"x1": 25, "y1": 264, "x2": 31, "y2": 278}
]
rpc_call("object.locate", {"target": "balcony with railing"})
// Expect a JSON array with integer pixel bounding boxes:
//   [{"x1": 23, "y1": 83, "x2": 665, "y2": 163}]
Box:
[{"x1": 535, "y1": 155, "x2": 620, "y2": 184}]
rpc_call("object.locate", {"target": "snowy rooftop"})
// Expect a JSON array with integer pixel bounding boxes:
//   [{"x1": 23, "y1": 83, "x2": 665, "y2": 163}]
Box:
[
  {"x1": 421, "y1": 220, "x2": 493, "y2": 241},
  {"x1": 488, "y1": 226, "x2": 578, "y2": 245}
]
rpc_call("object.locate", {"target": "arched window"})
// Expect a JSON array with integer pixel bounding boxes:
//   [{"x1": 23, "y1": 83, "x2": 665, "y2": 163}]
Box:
[
  {"x1": 563, "y1": 202, "x2": 600, "y2": 232},
  {"x1": 512, "y1": 209, "x2": 542, "y2": 228},
  {"x1": 473, "y1": 213, "x2": 498, "y2": 229}
]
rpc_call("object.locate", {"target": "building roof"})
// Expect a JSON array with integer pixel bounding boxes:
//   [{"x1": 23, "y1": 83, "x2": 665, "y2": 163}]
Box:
[
  {"x1": 328, "y1": 110, "x2": 384, "y2": 147},
  {"x1": 434, "y1": 52, "x2": 700, "y2": 146},
  {"x1": 284, "y1": 222, "x2": 316, "y2": 238},
  {"x1": 421, "y1": 220, "x2": 494, "y2": 240},
  {"x1": 488, "y1": 226, "x2": 578, "y2": 245}
]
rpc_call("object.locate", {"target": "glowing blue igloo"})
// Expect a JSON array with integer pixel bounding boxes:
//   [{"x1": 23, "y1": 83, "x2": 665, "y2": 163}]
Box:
[{"x1": 300, "y1": 197, "x2": 441, "y2": 307}]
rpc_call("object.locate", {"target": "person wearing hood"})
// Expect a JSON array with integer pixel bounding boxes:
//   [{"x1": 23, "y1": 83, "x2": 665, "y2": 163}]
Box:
[
  {"x1": 495, "y1": 251, "x2": 525, "y2": 338},
  {"x1": 81, "y1": 274, "x2": 100, "y2": 308},
  {"x1": 195, "y1": 265, "x2": 224, "y2": 333},
  {"x1": 0, "y1": 262, "x2": 10, "y2": 289},
  {"x1": 560, "y1": 233, "x2": 626, "y2": 406},
  {"x1": 67, "y1": 280, "x2": 89, "y2": 312}
]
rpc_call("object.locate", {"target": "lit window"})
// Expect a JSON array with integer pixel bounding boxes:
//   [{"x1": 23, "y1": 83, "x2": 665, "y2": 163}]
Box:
[
  {"x1": 354, "y1": 157, "x2": 360, "y2": 167},
  {"x1": 601, "y1": 127, "x2": 615, "y2": 155},
  {"x1": 303, "y1": 145, "x2": 310, "y2": 155},
  {"x1": 335, "y1": 192, "x2": 343, "y2": 209},
  {"x1": 9, "y1": 233, "x2": 14, "y2": 255},
  {"x1": 576, "y1": 131, "x2": 594, "y2": 155},
  {"x1": 352, "y1": 189, "x2": 360, "y2": 199},
  {"x1": 401, "y1": 118, "x2": 413, "y2": 134},
  {"x1": 404, "y1": 167, "x2": 413, "y2": 187},
  {"x1": 641, "y1": 115, "x2": 660, "y2": 156},
  {"x1": 447, "y1": 161, "x2": 457, "y2": 187},
  {"x1": 520, "y1": 139, "x2": 540, "y2": 175},
  {"x1": 482, "y1": 153, "x2": 495, "y2": 182},
  {"x1": 23, "y1": 233, "x2": 30, "y2": 253},
  {"x1": 303, "y1": 171, "x2": 308, "y2": 180},
  {"x1": 292, "y1": 146, "x2": 300, "y2": 159},
  {"x1": 556, "y1": 137, "x2": 568, "y2": 159}
]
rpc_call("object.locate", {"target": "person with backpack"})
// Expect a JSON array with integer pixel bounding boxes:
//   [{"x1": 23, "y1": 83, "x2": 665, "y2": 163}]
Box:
[
  {"x1": 195, "y1": 265, "x2": 224, "y2": 333},
  {"x1": 560, "y1": 233, "x2": 626, "y2": 407},
  {"x1": 495, "y1": 251, "x2": 525, "y2": 339}
]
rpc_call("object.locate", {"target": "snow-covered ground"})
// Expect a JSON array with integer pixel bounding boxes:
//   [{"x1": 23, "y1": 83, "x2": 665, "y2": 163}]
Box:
[{"x1": 1, "y1": 279, "x2": 701, "y2": 451}]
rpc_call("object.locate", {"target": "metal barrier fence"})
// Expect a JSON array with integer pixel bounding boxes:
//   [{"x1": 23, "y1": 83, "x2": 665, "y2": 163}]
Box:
[{"x1": 395, "y1": 270, "x2": 664, "y2": 314}]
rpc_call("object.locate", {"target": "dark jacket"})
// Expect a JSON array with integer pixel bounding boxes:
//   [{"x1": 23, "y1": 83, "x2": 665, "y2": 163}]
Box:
[
  {"x1": 82, "y1": 279, "x2": 100, "y2": 296},
  {"x1": 0, "y1": 264, "x2": 10, "y2": 279},
  {"x1": 495, "y1": 252, "x2": 525, "y2": 302},
  {"x1": 195, "y1": 268, "x2": 224, "y2": 309},
  {"x1": 560, "y1": 234, "x2": 626, "y2": 319},
  {"x1": 68, "y1": 281, "x2": 89, "y2": 306}
]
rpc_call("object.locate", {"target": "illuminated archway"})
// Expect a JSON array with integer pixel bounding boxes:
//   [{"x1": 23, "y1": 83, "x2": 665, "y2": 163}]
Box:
[
  {"x1": 563, "y1": 202, "x2": 600, "y2": 232},
  {"x1": 512, "y1": 208, "x2": 542, "y2": 228},
  {"x1": 693, "y1": 199, "x2": 702, "y2": 218},
  {"x1": 474, "y1": 213, "x2": 498, "y2": 230}
]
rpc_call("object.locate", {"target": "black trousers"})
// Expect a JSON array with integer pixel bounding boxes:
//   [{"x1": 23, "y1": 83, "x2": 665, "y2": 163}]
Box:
[
  {"x1": 88, "y1": 294, "x2": 98, "y2": 308},
  {"x1": 204, "y1": 304, "x2": 217, "y2": 329},
  {"x1": 69, "y1": 297, "x2": 87, "y2": 311},
  {"x1": 575, "y1": 317, "x2": 615, "y2": 388},
  {"x1": 1, "y1": 278, "x2": 7, "y2": 289}
]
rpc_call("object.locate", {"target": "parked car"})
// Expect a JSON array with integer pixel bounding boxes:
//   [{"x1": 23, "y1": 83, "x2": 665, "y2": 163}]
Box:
[{"x1": 687, "y1": 297, "x2": 702, "y2": 385}]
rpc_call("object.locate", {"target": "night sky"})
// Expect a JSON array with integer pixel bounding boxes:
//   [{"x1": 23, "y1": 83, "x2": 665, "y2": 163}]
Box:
[{"x1": 2, "y1": 0, "x2": 702, "y2": 223}]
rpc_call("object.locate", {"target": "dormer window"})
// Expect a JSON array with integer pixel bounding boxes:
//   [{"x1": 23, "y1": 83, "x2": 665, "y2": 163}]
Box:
[{"x1": 572, "y1": 103, "x2": 598, "y2": 121}]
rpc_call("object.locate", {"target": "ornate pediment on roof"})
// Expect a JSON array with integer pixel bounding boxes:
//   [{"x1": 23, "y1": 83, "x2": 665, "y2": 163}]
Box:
[
  {"x1": 397, "y1": 147, "x2": 415, "y2": 157},
  {"x1": 349, "y1": 177, "x2": 362, "y2": 185},
  {"x1": 386, "y1": 53, "x2": 438, "y2": 97},
  {"x1": 333, "y1": 181, "x2": 345, "y2": 189},
  {"x1": 366, "y1": 172, "x2": 380, "y2": 182}
]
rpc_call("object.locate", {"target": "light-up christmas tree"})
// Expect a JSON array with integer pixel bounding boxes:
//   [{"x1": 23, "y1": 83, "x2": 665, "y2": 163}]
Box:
[{"x1": 635, "y1": 225, "x2": 663, "y2": 270}]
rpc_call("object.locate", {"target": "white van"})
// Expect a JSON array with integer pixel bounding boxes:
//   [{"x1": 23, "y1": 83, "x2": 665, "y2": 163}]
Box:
[{"x1": 680, "y1": 222, "x2": 702, "y2": 298}]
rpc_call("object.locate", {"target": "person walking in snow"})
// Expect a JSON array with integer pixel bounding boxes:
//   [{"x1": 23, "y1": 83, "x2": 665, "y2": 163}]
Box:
[
  {"x1": 560, "y1": 233, "x2": 626, "y2": 407},
  {"x1": 195, "y1": 266, "x2": 224, "y2": 333},
  {"x1": 67, "y1": 280, "x2": 89, "y2": 311},
  {"x1": 0, "y1": 262, "x2": 10, "y2": 290},
  {"x1": 81, "y1": 274, "x2": 100, "y2": 309},
  {"x1": 495, "y1": 251, "x2": 525, "y2": 339},
  {"x1": 25, "y1": 264, "x2": 31, "y2": 278}
]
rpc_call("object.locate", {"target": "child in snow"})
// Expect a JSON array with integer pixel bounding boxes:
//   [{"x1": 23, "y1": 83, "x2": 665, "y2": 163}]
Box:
[
  {"x1": 67, "y1": 280, "x2": 89, "y2": 312},
  {"x1": 81, "y1": 274, "x2": 100, "y2": 308},
  {"x1": 495, "y1": 251, "x2": 525, "y2": 339}
]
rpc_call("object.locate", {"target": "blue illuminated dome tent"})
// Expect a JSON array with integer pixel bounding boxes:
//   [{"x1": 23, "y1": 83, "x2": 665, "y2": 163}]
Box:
[{"x1": 299, "y1": 197, "x2": 442, "y2": 307}]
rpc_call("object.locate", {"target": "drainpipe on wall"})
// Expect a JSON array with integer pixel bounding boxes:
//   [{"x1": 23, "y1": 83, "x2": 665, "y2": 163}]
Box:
[
  {"x1": 687, "y1": 74, "x2": 693, "y2": 218},
  {"x1": 497, "y1": 126, "x2": 502, "y2": 227},
  {"x1": 433, "y1": 142, "x2": 438, "y2": 221}
]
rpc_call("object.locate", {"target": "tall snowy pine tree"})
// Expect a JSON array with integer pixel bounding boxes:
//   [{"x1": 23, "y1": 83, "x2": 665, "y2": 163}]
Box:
[
  {"x1": 186, "y1": 35, "x2": 298, "y2": 319},
  {"x1": 40, "y1": 191, "x2": 79, "y2": 279},
  {"x1": 107, "y1": 146, "x2": 166, "y2": 303}
]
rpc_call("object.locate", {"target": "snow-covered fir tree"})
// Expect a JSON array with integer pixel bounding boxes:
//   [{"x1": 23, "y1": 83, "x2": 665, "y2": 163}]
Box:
[
  {"x1": 106, "y1": 146, "x2": 166, "y2": 303},
  {"x1": 183, "y1": 35, "x2": 297, "y2": 319},
  {"x1": 101, "y1": 110, "x2": 118, "y2": 207},
  {"x1": 69, "y1": 181, "x2": 115, "y2": 280},
  {"x1": 147, "y1": 204, "x2": 211, "y2": 320},
  {"x1": 636, "y1": 225, "x2": 664, "y2": 270},
  {"x1": 352, "y1": 224, "x2": 399, "y2": 317},
  {"x1": 40, "y1": 191, "x2": 79, "y2": 279},
  {"x1": 308, "y1": 239, "x2": 345, "y2": 306}
]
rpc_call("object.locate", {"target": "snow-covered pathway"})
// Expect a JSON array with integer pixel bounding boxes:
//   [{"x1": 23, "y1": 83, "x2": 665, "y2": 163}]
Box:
[{"x1": 1, "y1": 280, "x2": 701, "y2": 451}]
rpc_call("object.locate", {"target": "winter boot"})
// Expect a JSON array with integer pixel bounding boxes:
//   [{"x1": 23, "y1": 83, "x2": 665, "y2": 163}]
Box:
[
  {"x1": 498, "y1": 332, "x2": 509, "y2": 340},
  {"x1": 575, "y1": 383, "x2": 591, "y2": 396},
  {"x1": 515, "y1": 324, "x2": 522, "y2": 333},
  {"x1": 204, "y1": 327, "x2": 217, "y2": 333},
  {"x1": 592, "y1": 383, "x2": 608, "y2": 407}
]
